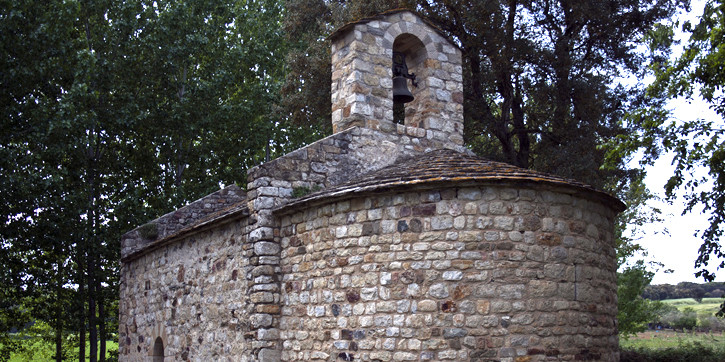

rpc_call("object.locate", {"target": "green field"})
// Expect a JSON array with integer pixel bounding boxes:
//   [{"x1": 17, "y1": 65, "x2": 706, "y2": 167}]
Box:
[
  {"x1": 664, "y1": 298, "x2": 724, "y2": 315},
  {"x1": 620, "y1": 297, "x2": 725, "y2": 359}
]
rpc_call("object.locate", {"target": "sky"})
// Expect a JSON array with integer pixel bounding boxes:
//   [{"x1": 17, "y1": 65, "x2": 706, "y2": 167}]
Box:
[
  {"x1": 632, "y1": 0, "x2": 724, "y2": 286},
  {"x1": 637, "y1": 97, "x2": 721, "y2": 285}
]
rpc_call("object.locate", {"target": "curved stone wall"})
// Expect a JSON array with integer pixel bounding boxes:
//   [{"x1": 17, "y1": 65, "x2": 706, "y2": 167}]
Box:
[{"x1": 278, "y1": 184, "x2": 619, "y2": 362}]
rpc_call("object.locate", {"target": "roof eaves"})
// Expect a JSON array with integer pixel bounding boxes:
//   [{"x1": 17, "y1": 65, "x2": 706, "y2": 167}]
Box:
[
  {"x1": 122, "y1": 201, "x2": 249, "y2": 263},
  {"x1": 274, "y1": 175, "x2": 625, "y2": 215}
]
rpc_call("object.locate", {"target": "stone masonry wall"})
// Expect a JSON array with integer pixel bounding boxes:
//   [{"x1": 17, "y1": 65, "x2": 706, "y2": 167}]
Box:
[
  {"x1": 277, "y1": 184, "x2": 619, "y2": 362},
  {"x1": 243, "y1": 125, "x2": 467, "y2": 361},
  {"x1": 247, "y1": 126, "x2": 470, "y2": 194},
  {"x1": 330, "y1": 10, "x2": 464, "y2": 147},
  {"x1": 119, "y1": 216, "x2": 251, "y2": 362}
]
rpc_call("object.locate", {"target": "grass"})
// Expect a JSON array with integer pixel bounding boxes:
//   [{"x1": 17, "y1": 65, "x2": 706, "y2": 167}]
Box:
[
  {"x1": 621, "y1": 330, "x2": 725, "y2": 362},
  {"x1": 663, "y1": 298, "x2": 723, "y2": 315},
  {"x1": 7, "y1": 339, "x2": 118, "y2": 362},
  {"x1": 621, "y1": 329, "x2": 725, "y2": 349}
]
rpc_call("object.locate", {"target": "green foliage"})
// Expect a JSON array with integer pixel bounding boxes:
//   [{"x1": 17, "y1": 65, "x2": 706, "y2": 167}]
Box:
[
  {"x1": 672, "y1": 307, "x2": 699, "y2": 330},
  {"x1": 618, "y1": 260, "x2": 664, "y2": 338},
  {"x1": 697, "y1": 312, "x2": 721, "y2": 330},
  {"x1": 693, "y1": 287, "x2": 706, "y2": 303},
  {"x1": 0, "y1": 287, "x2": 31, "y2": 362},
  {"x1": 9, "y1": 321, "x2": 65, "y2": 362},
  {"x1": 424, "y1": 0, "x2": 679, "y2": 189},
  {"x1": 1, "y1": 0, "x2": 294, "y2": 361},
  {"x1": 614, "y1": 173, "x2": 667, "y2": 269},
  {"x1": 291, "y1": 185, "x2": 323, "y2": 198},
  {"x1": 652, "y1": 302, "x2": 681, "y2": 324},
  {"x1": 615, "y1": 172, "x2": 669, "y2": 338},
  {"x1": 621, "y1": 341, "x2": 725, "y2": 362},
  {"x1": 644, "y1": 282, "x2": 725, "y2": 300},
  {"x1": 617, "y1": 0, "x2": 725, "y2": 299},
  {"x1": 654, "y1": 301, "x2": 725, "y2": 330},
  {"x1": 4, "y1": 332, "x2": 120, "y2": 362}
]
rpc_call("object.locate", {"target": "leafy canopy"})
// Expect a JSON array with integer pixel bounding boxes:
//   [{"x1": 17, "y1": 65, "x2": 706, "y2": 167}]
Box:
[{"x1": 615, "y1": 0, "x2": 725, "y2": 286}]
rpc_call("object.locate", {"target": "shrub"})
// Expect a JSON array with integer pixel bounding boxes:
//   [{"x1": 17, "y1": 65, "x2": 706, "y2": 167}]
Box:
[
  {"x1": 621, "y1": 341, "x2": 725, "y2": 362},
  {"x1": 137, "y1": 223, "x2": 159, "y2": 240},
  {"x1": 291, "y1": 185, "x2": 322, "y2": 198},
  {"x1": 672, "y1": 315, "x2": 698, "y2": 330},
  {"x1": 660, "y1": 306, "x2": 699, "y2": 330}
]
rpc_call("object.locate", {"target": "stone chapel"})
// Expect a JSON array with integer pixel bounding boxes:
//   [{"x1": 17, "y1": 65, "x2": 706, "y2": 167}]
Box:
[{"x1": 119, "y1": 10, "x2": 626, "y2": 362}]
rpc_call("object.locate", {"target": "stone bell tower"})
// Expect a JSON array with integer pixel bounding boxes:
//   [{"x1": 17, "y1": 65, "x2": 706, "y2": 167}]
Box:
[{"x1": 329, "y1": 10, "x2": 464, "y2": 148}]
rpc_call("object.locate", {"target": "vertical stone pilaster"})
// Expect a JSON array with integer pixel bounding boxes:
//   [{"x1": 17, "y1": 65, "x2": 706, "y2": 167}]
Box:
[
  {"x1": 245, "y1": 175, "x2": 294, "y2": 362},
  {"x1": 331, "y1": 23, "x2": 388, "y2": 133}
]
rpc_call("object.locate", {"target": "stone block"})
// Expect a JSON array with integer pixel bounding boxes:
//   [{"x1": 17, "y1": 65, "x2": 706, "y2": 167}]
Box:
[
  {"x1": 442, "y1": 271, "x2": 463, "y2": 281},
  {"x1": 251, "y1": 314, "x2": 273, "y2": 328},
  {"x1": 250, "y1": 292, "x2": 275, "y2": 304},
  {"x1": 257, "y1": 304, "x2": 281, "y2": 314},
  {"x1": 255, "y1": 242, "x2": 280, "y2": 256},
  {"x1": 428, "y1": 284, "x2": 449, "y2": 299},
  {"x1": 443, "y1": 328, "x2": 467, "y2": 338},
  {"x1": 250, "y1": 227, "x2": 275, "y2": 242},
  {"x1": 259, "y1": 348, "x2": 280, "y2": 362}
]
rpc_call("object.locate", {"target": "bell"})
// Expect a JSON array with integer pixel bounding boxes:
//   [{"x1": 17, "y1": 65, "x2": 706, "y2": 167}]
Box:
[{"x1": 392, "y1": 76, "x2": 414, "y2": 104}]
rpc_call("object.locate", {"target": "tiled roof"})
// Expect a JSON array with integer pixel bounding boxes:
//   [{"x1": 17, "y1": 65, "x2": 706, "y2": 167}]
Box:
[
  {"x1": 121, "y1": 198, "x2": 249, "y2": 262},
  {"x1": 277, "y1": 149, "x2": 625, "y2": 213}
]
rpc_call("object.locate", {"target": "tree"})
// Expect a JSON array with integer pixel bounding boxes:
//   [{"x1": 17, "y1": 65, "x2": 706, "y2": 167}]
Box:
[
  {"x1": 1, "y1": 0, "x2": 92, "y2": 359},
  {"x1": 693, "y1": 286, "x2": 706, "y2": 302},
  {"x1": 614, "y1": 171, "x2": 670, "y2": 337},
  {"x1": 283, "y1": 0, "x2": 684, "y2": 189},
  {"x1": 672, "y1": 306, "x2": 699, "y2": 330},
  {"x1": 618, "y1": 261, "x2": 664, "y2": 337},
  {"x1": 1, "y1": 0, "x2": 295, "y2": 360},
  {"x1": 624, "y1": 0, "x2": 725, "y2": 297}
]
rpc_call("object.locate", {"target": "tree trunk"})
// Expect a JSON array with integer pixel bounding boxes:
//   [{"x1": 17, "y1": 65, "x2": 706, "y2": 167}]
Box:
[
  {"x1": 89, "y1": 263, "x2": 98, "y2": 362},
  {"x1": 99, "y1": 289, "x2": 106, "y2": 362},
  {"x1": 78, "y1": 262, "x2": 86, "y2": 362},
  {"x1": 54, "y1": 250, "x2": 64, "y2": 362},
  {"x1": 79, "y1": 304, "x2": 86, "y2": 362},
  {"x1": 55, "y1": 298, "x2": 63, "y2": 362}
]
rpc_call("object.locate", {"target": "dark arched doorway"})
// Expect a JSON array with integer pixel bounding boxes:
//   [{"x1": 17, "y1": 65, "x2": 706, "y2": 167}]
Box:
[{"x1": 152, "y1": 337, "x2": 164, "y2": 362}]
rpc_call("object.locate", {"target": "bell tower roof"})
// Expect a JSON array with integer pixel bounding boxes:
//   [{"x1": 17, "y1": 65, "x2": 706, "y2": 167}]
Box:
[{"x1": 328, "y1": 9, "x2": 459, "y2": 48}]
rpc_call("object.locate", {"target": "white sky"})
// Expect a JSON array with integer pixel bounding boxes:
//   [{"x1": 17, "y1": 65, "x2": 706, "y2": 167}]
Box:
[
  {"x1": 638, "y1": 97, "x2": 722, "y2": 285},
  {"x1": 633, "y1": 0, "x2": 724, "y2": 285}
]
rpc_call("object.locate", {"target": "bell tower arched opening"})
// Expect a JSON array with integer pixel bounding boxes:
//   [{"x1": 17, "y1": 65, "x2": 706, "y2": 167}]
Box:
[{"x1": 392, "y1": 34, "x2": 426, "y2": 125}]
